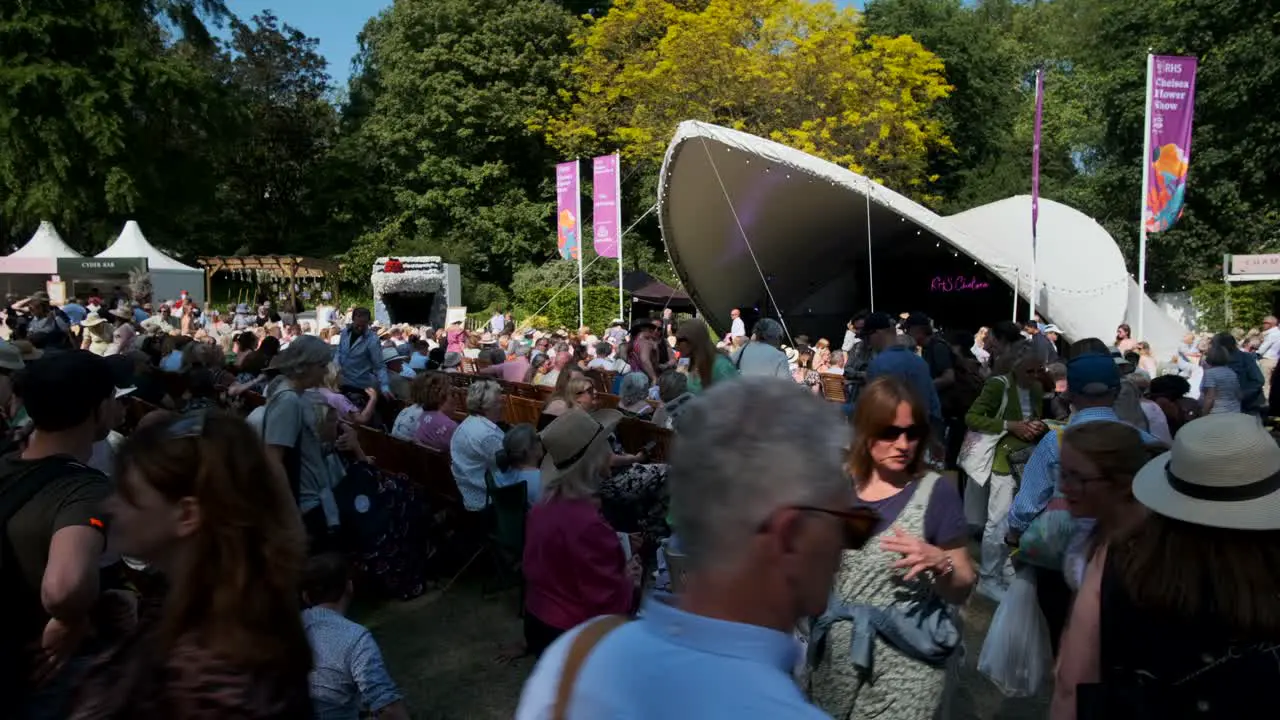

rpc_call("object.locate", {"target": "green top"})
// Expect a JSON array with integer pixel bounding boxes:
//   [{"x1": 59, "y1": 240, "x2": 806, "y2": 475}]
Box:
[
  {"x1": 965, "y1": 373, "x2": 1044, "y2": 475},
  {"x1": 684, "y1": 354, "x2": 739, "y2": 395}
]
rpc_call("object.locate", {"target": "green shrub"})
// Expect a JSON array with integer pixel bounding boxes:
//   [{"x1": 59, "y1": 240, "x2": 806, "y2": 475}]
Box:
[
  {"x1": 1190, "y1": 280, "x2": 1279, "y2": 333},
  {"x1": 516, "y1": 286, "x2": 628, "y2": 333}
]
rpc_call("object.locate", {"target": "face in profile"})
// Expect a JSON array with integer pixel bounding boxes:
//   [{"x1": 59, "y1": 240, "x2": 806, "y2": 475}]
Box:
[
  {"x1": 1057, "y1": 443, "x2": 1125, "y2": 519},
  {"x1": 105, "y1": 467, "x2": 195, "y2": 564}
]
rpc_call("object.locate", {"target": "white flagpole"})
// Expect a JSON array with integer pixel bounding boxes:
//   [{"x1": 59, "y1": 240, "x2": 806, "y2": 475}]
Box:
[
  {"x1": 615, "y1": 154, "x2": 624, "y2": 323},
  {"x1": 576, "y1": 160, "x2": 584, "y2": 329},
  {"x1": 1029, "y1": 67, "x2": 1042, "y2": 326},
  {"x1": 865, "y1": 180, "x2": 875, "y2": 312},
  {"x1": 1137, "y1": 53, "x2": 1155, "y2": 340}
]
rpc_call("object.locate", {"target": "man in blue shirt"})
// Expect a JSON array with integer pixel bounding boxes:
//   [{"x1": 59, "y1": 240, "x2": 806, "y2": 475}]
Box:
[
  {"x1": 59, "y1": 297, "x2": 87, "y2": 326},
  {"x1": 335, "y1": 307, "x2": 389, "y2": 397},
  {"x1": 863, "y1": 312, "x2": 943, "y2": 431},
  {"x1": 516, "y1": 378, "x2": 867, "y2": 719}
]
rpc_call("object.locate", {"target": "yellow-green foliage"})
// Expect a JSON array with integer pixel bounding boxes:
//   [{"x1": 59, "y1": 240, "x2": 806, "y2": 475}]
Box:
[{"x1": 537, "y1": 0, "x2": 953, "y2": 205}]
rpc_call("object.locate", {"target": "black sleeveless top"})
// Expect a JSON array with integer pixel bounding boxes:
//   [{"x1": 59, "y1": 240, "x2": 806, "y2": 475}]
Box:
[{"x1": 1078, "y1": 553, "x2": 1280, "y2": 718}]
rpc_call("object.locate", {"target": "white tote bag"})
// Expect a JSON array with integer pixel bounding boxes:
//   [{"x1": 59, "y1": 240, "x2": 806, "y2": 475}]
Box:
[{"x1": 957, "y1": 375, "x2": 1009, "y2": 487}]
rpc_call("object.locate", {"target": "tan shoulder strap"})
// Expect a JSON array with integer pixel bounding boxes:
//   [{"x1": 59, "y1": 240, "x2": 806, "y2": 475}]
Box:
[{"x1": 552, "y1": 615, "x2": 631, "y2": 720}]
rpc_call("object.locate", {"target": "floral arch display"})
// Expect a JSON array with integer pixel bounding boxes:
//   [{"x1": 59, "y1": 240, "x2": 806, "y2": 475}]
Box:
[
  {"x1": 657, "y1": 121, "x2": 1187, "y2": 355},
  {"x1": 371, "y1": 257, "x2": 462, "y2": 328}
]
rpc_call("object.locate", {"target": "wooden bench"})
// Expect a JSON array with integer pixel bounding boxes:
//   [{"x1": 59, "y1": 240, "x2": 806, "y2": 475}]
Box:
[
  {"x1": 614, "y1": 416, "x2": 674, "y2": 462},
  {"x1": 820, "y1": 373, "x2": 848, "y2": 403},
  {"x1": 506, "y1": 396, "x2": 543, "y2": 426}
]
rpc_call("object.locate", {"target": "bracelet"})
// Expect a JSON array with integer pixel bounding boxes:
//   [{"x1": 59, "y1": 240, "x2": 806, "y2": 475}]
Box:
[{"x1": 936, "y1": 555, "x2": 955, "y2": 578}]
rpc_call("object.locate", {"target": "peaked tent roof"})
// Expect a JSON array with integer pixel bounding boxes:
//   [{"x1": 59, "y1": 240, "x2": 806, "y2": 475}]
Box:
[
  {"x1": 97, "y1": 221, "x2": 199, "y2": 272},
  {"x1": 10, "y1": 221, "x2": 82, "y2": 258}
]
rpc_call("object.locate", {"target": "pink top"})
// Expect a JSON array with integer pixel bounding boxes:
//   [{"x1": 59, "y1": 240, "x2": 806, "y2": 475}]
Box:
[
  {"x1": 446, "y1": 328, "x2": 465, "y2": 354},
  {"x1": 479, "y1": 357, "x2": 531, "y2": 384},
  {"x1": 317, "y1": 387, "x2": 359, "y2": 417},
  {"x1": 523, "y1": 498, "x2": 633, "y2": 631},
  {"x1": 414, "y1": 410, "x2": 459, "y2": 452}
]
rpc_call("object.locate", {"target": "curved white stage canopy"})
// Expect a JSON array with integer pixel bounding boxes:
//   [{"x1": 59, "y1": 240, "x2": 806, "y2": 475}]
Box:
[{"x1": 658, "y1": 121, "x2": 1186, "y2": 354}]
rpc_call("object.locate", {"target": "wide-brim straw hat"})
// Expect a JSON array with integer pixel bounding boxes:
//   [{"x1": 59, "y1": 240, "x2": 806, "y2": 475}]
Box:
[
  {"x1": 539, "y1": 408, "x2": 623, "y2": 486},
  {"x1": 80, "y1": 313, "x2": 107, "y2": 328},
  {"x1": 109, "y1": 307, "x2": 133, "y2": 321},
  {"x1": 1133, "y1": 413, "x2": 1280, "y2": 531}
]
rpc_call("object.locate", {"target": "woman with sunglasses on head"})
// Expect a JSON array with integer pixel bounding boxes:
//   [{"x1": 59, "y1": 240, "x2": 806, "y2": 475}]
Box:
[
  {"x1": 674, "y1": 318, "x2": 737, "y2": 395},
  {"x1": 70, "y1": 411, "x2": 312, "y2": 718},
  {"x1": 807, "y1": 377, "x2": 974, "y2": 720}
]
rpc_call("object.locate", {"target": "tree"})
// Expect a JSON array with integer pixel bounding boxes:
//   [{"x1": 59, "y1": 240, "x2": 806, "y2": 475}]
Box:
[
  {"x1": 209, "y1": 11, "x2": 340, "y2": 256},
  {"x1": 340, "y1": 0, "x2": 580, "y2": 288},
  {"x1": 0, "y1": 0, "x2": 228, "y2": 250},
  {"x1": 538, "y1": 0, "x2": 953, "y2": 205}
]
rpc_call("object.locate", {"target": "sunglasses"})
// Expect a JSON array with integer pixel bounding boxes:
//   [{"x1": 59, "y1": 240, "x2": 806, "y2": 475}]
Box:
[
  {"x1": 874, "y1": 424, "x2": 927, "y2": 442},
  {"x1": 763, "y1": 505, "x2": 880, "y2": 549}
]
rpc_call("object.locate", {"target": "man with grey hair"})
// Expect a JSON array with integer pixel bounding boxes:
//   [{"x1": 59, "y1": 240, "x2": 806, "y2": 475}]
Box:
[
  {"x1": 729, "y1": 317, "x2": 790, "y2": 378},
  {"x1": 517, "y1": 377, "x2": 869, "y2": 719}
]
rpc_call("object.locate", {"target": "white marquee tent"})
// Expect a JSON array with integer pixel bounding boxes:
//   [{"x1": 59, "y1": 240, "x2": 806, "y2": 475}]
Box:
[
  {"x1": 0, "y1": 221, "x2": 82, "y2": 275},
  {"x1": 97, "y1": 221, "x2": 204, "y2": 303},
  {"x1": 657, "y1": 121, "x2": 1186, "y2": 356}
]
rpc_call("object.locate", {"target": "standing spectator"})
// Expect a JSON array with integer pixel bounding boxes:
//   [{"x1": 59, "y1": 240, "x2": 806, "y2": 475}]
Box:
[
  {"x1": 727, "y1": 307, "x2": 746, "y2": 340},
  {"x1": 1052, "y1": 414, "x2": 1280, "y2": 719},
  {"x1": 1259, "y1": 315, "x2": 1280, "y2": 397},
  {"x1": 516, "y1": 378, "x2": 865, "y2": 718},
  {"x1": 676, "y1": 318, "x2": 738, "y2": 394},
  {"x1": 488, "y1": 308, "x2": 505, "y2": 335},
  {"x1": 1114, "y1": 324, "x2": 1136, "y2": 354},
  {"x1": 729, "y1": 317, "x2": 790, "y2": 378},
  {"x1": 336, "y1": 308, "x2": 389, "y2": 399},
  {"x1": 1200, "y1": 342, "x2": 1243, "y2": 414},
  {"x1": 4, "y1": 352, "x2": 114, "y2": 716},
  {"x1": 301, "y1": 554, "x2": 409, "y2": 720},
  {"x1": 866, "y1": 314, "x2": 943, "y2": 436},
  {"x1": 71, "y1": 412, "x2": 312, "y2": 718}
]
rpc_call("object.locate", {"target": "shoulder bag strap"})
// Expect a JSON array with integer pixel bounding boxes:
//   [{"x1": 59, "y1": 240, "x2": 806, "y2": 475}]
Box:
[
  {"x1": 993, "y1": 374, "x2": 1010, "y2": 420},
  {"x1": 907, "y1": 471, "x2": 941, "y2": 513},
  {"x1": 552, "y1": 615, "x2": 631, "y2": 720}
]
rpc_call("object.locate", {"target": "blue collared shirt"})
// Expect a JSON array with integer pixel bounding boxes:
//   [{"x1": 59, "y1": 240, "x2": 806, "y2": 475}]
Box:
[
  {"x1": 449, "y1": 415, "x2": 504, "y2": 511},
  {"x1": 303, "y1": 606, "x2": 402, "y2": 720},
  {"x1": 516, "y1": 595, "x2": 826, "y2": 719},
  {"x1": 866, "y1": 345, "x2": 943, "y2": 424},
  {"x1": 1007, "y1": 406, "x2": 1159, "y2": 533},
  {"x1": 336, "y1": 327, "x2": 388, "y2": 393}
]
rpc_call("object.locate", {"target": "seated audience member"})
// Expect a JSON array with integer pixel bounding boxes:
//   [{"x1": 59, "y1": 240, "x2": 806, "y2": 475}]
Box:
[
  {"x1": 516, "y1": 378, "x2": 860, "y2": 718},
  {"x1": 180, "y1": 367, "x2": 221, "y2": 413},
  {"x1": 495, "y1": 423, "x2": 543, "y2": 505},
  {"x1": 391, "y1": 371, "x2": 442, "y2": 440},
  {"x1": 301, "y1": 554, "x2": 409, "y2": 720},
  {"x1": 449, "y1": 379, "x2": 505, "y2": 512},
  {"x1": 412, "y1": 374, "x2": 459, "y2": 452},
  {"x1": 652, "y1": 370, "x2": 694, "y2": 429},
  {"x1": 382, "y1": 348, "x2": 412, "y2": 401},
  {"x1": 587, "y1": 342, "x2": 617, "y2": 372},
  {"x1": 481, "y1": 341, "x2": 531, "y2": 383},
  {"x1": 616, "y1": 372, "x2": 654, "y2": 419},
  {"x1": 521, "y1": 408, "x2": 639, "y2": 657},
  {"x1": 1147, "y1": 374, "x2": 1198, "y2": 436}
]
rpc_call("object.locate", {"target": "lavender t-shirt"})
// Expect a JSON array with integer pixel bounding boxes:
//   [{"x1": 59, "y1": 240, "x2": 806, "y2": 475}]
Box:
[{"x1": 855, "y1": 476, "x2": 967, "y2": 547}]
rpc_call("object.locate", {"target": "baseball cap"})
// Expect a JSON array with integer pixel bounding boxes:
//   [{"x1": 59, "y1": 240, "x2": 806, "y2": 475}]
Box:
[
  {"x1": 1067, "y1": 353, "x2": 1121, "y2": 395},
  {"x1": 902, "y1": 312, "x2": 933, "y2": 332},
  {"x1": 859, "y1": 312, "x2": 896, "y2": 338}
]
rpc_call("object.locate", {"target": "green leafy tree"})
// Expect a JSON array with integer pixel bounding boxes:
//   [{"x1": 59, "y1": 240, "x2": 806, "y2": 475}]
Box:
[{"x1": 339, "y1": 0, "x2": 580, "y2": 289}]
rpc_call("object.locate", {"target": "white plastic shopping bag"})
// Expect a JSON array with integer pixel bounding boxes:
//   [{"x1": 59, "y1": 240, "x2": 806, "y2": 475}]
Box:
[{"x1": 977, "y1": 566, "x2": 1052, "y2": 697}]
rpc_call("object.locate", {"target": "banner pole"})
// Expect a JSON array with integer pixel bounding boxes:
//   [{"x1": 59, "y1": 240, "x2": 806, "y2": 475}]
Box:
[
  {"x1": 1138, "y1": 53, "x2": 1154, "y2": 340},
  {"x1": 1012, "y1": 268, "x2": 1019, "y2": 321},
  {"x1": 616, "y1": 154, "x2": 624, "y2": 323},
  {"x1": 865, "y1": 181, "x2": 875, "y2": 312},
  {"x1": 576, "y1": 160, "x2": 584, "y2": 329},
  {"x1": 1029, "y1": 66, "x2": 1044, "y2": 326}
]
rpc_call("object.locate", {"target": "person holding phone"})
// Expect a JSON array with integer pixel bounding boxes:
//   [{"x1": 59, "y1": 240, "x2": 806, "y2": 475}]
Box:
[{"x1": 964, "y1": 340, "x2": 1047, "y2": 601}]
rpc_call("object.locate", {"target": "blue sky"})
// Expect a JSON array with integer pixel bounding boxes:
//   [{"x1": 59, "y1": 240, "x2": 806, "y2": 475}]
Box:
[{"x1": 223, "y1": 0, "x2": 865, "y2": 87}]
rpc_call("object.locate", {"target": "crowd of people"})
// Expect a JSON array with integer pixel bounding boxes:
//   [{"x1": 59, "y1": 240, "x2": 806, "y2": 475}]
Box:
[{"x1": 2, "y1": 285, "x2": 1278, "y2": 719}]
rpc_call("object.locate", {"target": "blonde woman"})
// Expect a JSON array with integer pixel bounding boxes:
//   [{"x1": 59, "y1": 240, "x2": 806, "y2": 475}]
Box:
[
  {"x1": 972, "y1": 327, "x2": 991, "y2": 367},
  {"x1": 80, "y1": 313, "x2": 112, "y2": 355},
  {"x1": 1135, "y1": 341, "x2": 1158, "y2": 377},
  {"x1": 521, "y1": 408, "x2": 638, "y2": 656},
  {"x1": 316, "y1": 362, "x2": 377, "y2": 425}
]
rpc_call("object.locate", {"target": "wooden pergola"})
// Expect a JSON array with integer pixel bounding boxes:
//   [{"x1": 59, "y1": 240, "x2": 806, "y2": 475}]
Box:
[{"x1": 197, "y1": 255, "x2": 342, "y2": 309}]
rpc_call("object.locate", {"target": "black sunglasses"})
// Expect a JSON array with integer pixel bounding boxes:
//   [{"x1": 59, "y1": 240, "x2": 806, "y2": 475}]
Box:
[{"x1": 874, "y1": 424, "x2": 927, "y2": 442}]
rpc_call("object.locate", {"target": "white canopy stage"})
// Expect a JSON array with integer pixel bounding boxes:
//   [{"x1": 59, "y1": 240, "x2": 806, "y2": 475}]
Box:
[
  {"x1": 97, "y1": 221, "x2": 205, "y2": 303},
  {"x1": 658, "y1": 121, "x2": 1186, "y2": 356}
]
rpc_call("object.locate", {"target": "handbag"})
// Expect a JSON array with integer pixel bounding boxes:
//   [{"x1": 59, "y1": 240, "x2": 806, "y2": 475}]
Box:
[
  {"x1": 1019, "y1": 426, "x2": 1075, "y2": 570},
  {"x1": 958, "y1": 375, "x2": 1009, "y2": 487}
]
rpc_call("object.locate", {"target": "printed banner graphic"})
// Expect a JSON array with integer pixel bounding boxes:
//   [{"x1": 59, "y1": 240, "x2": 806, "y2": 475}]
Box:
[
  {"x1": 556, "y1": 161, "x2": 581, "y2": 260},
  {"x1": 592, "y1": 154, "x2": 621, "y2": 259},
  {"x1": 1145, "y1": 55, "x2": 1198, "y2": 233}
]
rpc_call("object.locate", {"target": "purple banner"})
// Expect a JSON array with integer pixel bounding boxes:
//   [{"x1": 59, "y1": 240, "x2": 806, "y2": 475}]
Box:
[
  {"x1": 1031, "y1": 68, "x2": 1044, "y2": 239},
  {"x1": 555, "y1": 161, "x2": 581, "y2": 260},
  {"x1": 1145, "y1": 55, "x2": 1198, "y2": 233},
  {"x1": 592, "y1": 154, "x2": 621, "y2": 259}
]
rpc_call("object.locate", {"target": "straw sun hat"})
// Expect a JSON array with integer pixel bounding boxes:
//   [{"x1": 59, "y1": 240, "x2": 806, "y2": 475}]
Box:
[
  {"x1": 539, "y1": 408, "x2": 623, "y2": 486},
  {"x1": 1133, "y1": 413, "x2": 1280, "y2": 531}
]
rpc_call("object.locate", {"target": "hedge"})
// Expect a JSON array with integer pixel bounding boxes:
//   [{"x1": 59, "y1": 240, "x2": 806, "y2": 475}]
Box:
[{"x1": 516, "y1": 286, "x2": 629, "y2": 333}]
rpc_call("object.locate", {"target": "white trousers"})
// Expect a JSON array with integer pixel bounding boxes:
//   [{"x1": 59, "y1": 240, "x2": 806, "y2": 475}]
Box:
[{"x1": 979, "y1": 472, "x2": 1017, "y2": 585}]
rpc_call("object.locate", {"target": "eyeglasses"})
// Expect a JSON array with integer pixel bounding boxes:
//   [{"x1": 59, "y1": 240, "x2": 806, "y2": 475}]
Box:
[
  {"x1": 873, "y1": 424, "x2": 927, "y2": 442},
  {"x1": 1048, "y1": 461, "x2": 1107, "y2": 489},
  {"x1": 760, "y1": 505, "x2": 880, "y2": 549}
]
